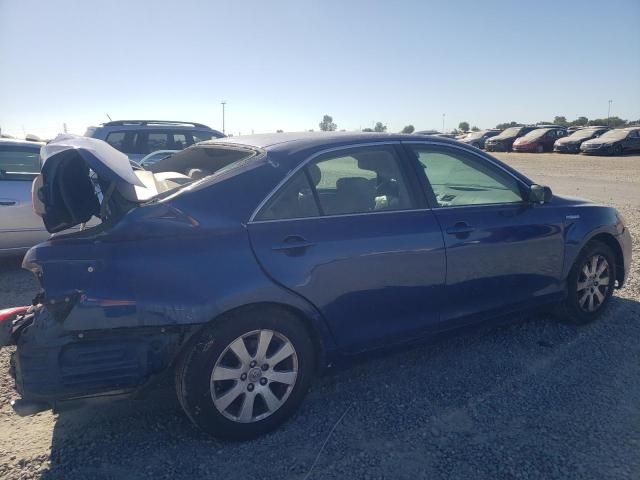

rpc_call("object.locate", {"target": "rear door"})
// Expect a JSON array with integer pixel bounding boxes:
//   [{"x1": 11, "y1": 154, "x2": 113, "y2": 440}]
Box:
[
  {"x1": 404, "y1": 143, "x2": 565, "y2": 324},
  {"x1": 0, "y1": 144, "x2": 49, "y2": 253},
  {"x1": 247, "y1": 144, "x2": 446, "y2": 353}
]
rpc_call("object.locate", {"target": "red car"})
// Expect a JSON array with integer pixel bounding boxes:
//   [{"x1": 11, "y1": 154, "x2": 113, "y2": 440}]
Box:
[{"x1": 512, "y1": 127, "x2": 567, "y2": 153}]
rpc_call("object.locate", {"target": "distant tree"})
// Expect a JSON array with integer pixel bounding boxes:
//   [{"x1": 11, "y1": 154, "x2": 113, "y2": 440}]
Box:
[
  {"x1": 276, "y1": 129, "x2": 284, "y2": 133},
  {"x1": 569, "y1": 116, "x2": 589, "y2": 127},
  {"x1": 458, "y1": 121, "x2": 470, "y2": 132},
  {"x1": 373, "y1": 122, "x2": 387, "y2": 132},
  {"x1": 319, "y1": 114, "x2": 337, "y2": 131},
  {"x1": 339, "y1": 129, "x2": 346, "y2": 132},
  {"x1": 471, "y1": 125, "x2": 480, "y2": 131},
  {"x1": 362, "y1": 128, "x2": 374, "y2": 132},
  {"x1": 496, "y1": 121, "x2": 522, "y2": 129},
  {"x1": 401, "y1": 124, "x2": 415, "y2": 134},
  {"x1": 589, "y1": 116, "x2": 627, "y2": 128},
  {"x1": 308, "y1": 129, "x2": 314, "y2": 132},
  {"x1": 553, "y1": 116, "x2": 568, "y2": 126}
]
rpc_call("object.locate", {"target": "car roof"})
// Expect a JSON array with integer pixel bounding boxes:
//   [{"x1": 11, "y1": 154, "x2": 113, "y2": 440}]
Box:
[
  {"x1": 0, "y1": 138, "x2": 44, "y2": 148},
  {"x1": 200, "y1": 131, "x2": 463, "y2": 155}
]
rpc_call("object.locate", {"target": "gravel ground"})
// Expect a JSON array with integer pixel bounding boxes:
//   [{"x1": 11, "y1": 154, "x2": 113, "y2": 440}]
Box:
[{"x1": 0, "y1": 152, "x2": 639, "y2": 480}]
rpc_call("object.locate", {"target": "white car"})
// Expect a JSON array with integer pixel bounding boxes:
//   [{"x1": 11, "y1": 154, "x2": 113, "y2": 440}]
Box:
[{"x1": 0, "y1": 139, "x2": 48, "y2": 257}]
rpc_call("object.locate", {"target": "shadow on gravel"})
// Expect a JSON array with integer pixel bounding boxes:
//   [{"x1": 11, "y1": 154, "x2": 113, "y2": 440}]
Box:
[{"x1": 40, "y1": 295, "x2": 640, "y2": 480}]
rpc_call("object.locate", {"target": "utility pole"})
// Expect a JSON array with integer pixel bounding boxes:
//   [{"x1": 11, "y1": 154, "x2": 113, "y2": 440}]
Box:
[
  {"x1": 607, "y1": 100, "x2": 612, "y2": 126},
  {"x1": 442, "y1": 113, "x2": 446, "y2": 132},
  {"x1": 221, "y1": 101, "x2": 226, "y2": 134}
]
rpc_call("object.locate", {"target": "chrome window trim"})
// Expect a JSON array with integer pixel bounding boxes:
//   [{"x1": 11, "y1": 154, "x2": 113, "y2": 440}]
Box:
[
  {"x1": 249, "y1": 207, "x2": 433, "y2": 225},
  {"x1": 401, "y1": 140, "x2": 531, "y2": 191},
  {"x1": 248, "y1": 140, "x2": 533, "y2": 223}
]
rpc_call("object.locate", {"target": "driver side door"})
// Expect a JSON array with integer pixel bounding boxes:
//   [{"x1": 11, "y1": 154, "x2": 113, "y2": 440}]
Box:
[{"x1": 404, "y1": 143, "x2": 566, "y2": 326}]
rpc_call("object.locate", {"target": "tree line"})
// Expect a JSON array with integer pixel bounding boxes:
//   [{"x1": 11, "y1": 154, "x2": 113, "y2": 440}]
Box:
[{"x1": 313, "y1": 114, "x2": 639, "y2": 135}]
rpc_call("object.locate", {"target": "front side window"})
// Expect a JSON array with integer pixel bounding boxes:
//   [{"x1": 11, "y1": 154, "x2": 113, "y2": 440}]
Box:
[
  {"x1": 411, "y1": 147, "x2": 523, "y2": 207},
  {"x1": 0, "y1": 146, "x2": 41, "y2": 179},
  {"x1": 256, "y1": 145, "x2": 415, "y2": 220}
]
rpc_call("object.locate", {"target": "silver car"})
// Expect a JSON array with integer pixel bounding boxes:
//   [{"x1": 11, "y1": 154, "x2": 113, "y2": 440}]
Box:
[{"x1": 0, "y1": 139, "x2": 49, "y2": 257}]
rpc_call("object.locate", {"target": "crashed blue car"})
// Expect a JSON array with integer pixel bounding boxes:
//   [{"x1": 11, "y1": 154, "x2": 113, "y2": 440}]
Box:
[{"x1": 0, "y1": 132, "x2": 632, "y2": 440}]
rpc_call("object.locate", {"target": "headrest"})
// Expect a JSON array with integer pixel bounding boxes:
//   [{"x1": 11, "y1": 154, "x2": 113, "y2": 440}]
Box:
[{"x1": 355, "y1": 151, "x2": 395, "y2": 175}]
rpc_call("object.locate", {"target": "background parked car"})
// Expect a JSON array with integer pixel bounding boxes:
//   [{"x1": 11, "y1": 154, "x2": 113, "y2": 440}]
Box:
[
  {"x1": 139, "y1": 149, "x2": 178, "y2": 168},
  {"x1": 580, "y1": 127, "x2": 640, "y2": 155},
  {"x1": 85, "y1": 120, "x2": 224, "y2": 162},
  {"x1": 513, "y1": 127, "x2": 567, "y2": 153},
  {"x1": 554, "y1": 126, "x2": 609, "y2": 153},
  {"x1": 0, "y1": 139, "x2": 47, "y2": 256},
  {"x1": 484, "y1": 126, "x2": 539, "y2": 152},
  {"x1": 459, "y1": 129, "x2": 501, "y2": 149}
]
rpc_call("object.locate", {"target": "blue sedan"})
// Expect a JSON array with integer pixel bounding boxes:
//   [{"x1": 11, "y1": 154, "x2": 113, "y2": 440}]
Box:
[{"x1": 0, "y1": 132, "x2": 632, "y2": 440}]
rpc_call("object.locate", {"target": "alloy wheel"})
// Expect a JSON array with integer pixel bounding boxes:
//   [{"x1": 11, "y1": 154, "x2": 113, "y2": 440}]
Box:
[
  {"x1": 576, "y1": 254, "x2": 610, "y2": 312},
  {"x1": 210, "y1": 329, "x2": 298, "y2": 423}
]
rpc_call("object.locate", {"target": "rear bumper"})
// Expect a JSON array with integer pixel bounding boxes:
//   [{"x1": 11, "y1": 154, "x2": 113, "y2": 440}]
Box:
[{"x1": 3, "y1": 303, "x2": 187, "y2": 412}]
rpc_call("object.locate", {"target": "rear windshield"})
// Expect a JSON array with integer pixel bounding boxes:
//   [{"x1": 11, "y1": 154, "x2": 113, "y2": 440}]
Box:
[{"x1": 150, "y1": 145, "x2": 265, "y2": 200}]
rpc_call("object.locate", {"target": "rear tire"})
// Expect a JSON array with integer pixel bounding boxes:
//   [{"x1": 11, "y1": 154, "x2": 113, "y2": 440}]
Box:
[
  {"x1": 536, "y1": 144, "x2": 544, "y2": 153},
  {"x1": 557, "y1": 241, "x2": 616, "y2": 324},
  {"x1": 175, "y1": 306, "x2": 315, "y2": 440}
]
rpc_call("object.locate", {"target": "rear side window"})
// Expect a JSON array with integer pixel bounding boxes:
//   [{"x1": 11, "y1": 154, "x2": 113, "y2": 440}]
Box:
[
  {"x1": 105, "y1": 131, "x2": 141, "y2": 154},
  {"x1": 256, "y1": 145, "x2": 415, "y2": 220},
  {"x1": 0, "y1": 146, "x2": 41, "y2": 179},
  {"x1": 105, "y1": 132, "x2": 126, "y2": 150},
  {"x1": 147, "y1": 132, "x2": 170, "y2": 152}
]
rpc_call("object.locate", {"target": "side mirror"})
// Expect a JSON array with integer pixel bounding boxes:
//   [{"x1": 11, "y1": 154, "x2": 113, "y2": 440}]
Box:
[{"x1": 529, "y1": 184, "x2": 553, "y2": 204}]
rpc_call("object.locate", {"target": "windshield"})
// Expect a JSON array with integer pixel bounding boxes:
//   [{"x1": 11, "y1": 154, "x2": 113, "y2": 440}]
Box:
[
  {"x1": 520, "y1": 129, "x2": 547, "y2": 141},
  {"x1": 568, "y1": 129, "x2": 601, "y2": 140},
  {"x1": 597, "y1": 129, "x2": 629, "y2": 141},
  {"x1": 493, "y1": 127, "x2": 521, "y2": 139},
  {"x1": 463, "y1": 131, "x2": 485, "y2": 140}
]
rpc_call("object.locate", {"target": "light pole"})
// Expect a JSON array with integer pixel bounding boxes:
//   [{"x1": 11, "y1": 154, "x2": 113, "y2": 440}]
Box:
[
  {"x1": 221, "y1": 101, "x2": 226, "y2": 134},
  {"x1": 607, "y1": 99, "x2": 612, "y2": 125},
  {"x1": 442, "y1": 113, "x2": 445, "y2": 132}
]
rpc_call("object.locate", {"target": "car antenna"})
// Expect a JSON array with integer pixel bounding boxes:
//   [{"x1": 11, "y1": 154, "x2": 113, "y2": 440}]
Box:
[{"x1": 106, "y1": 113, "x2": 113, "y2": 122}]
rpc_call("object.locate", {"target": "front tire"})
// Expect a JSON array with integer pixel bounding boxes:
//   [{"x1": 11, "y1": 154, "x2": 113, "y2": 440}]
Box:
[
  {"x1": 613, "y1": 144, "x2": 623, "y2": 156},
  {"x1": 558, "y1": 241, "x2": 616, "y2": 324},
  {"x1": 175, "y1": 306, "x2": 315, "y2": 440}
]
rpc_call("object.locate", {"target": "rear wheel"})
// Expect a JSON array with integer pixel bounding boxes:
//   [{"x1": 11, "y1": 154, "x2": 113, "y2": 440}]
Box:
[
  {"x1": 536, "y1": 144, "x2": 544, "y2": 153},
  {"x1": 175, "y1": 307, "x2": 315, "y2": 440},
  {"x1": 558, "y1": 241, "x2": 616, "y2": 324}
]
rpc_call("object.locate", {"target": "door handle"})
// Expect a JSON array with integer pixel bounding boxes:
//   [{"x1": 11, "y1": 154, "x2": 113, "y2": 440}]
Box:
[
  {"x1": 0, "y1": 200, "x2": 17, "y2": 206},
  {"x1": 445, "y1": 222, "x2": 474, "y2": 235},
  {"x1": 272, "y1": 235, "x2": 316, "y2": 253}
]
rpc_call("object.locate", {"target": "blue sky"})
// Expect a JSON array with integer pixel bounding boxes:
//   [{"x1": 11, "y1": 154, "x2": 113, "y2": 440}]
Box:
[{"x1": 1, "y1": 0, "x2": 638, "y2": 138}]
